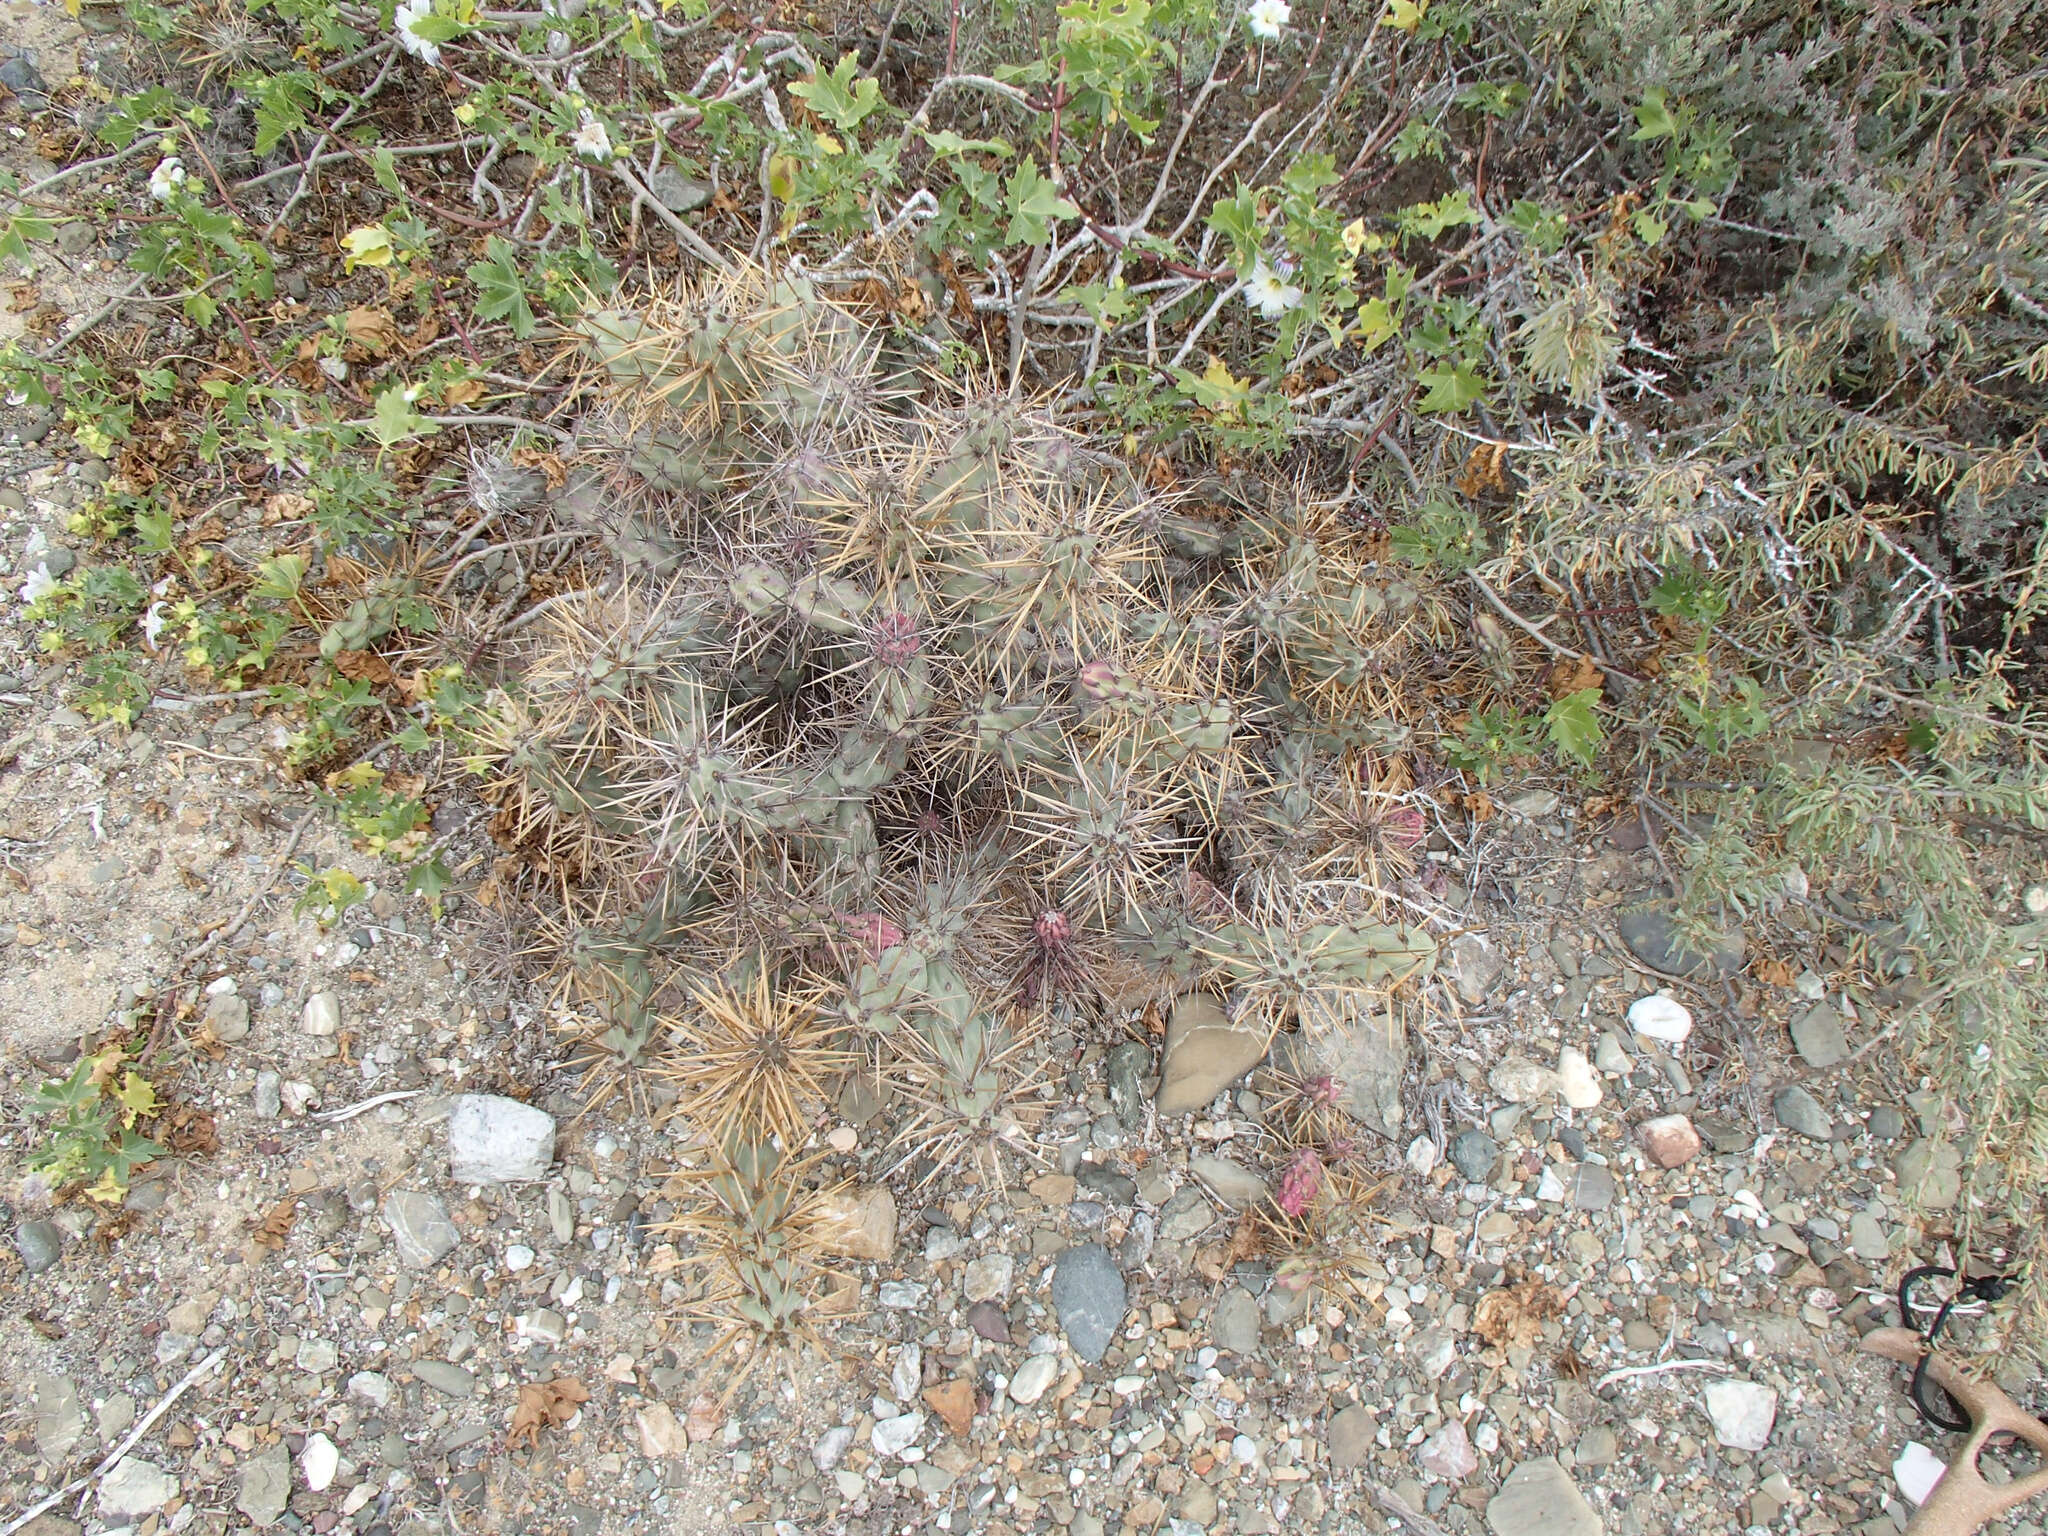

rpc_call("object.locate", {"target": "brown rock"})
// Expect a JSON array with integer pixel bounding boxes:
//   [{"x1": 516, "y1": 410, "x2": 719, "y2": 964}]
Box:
[
  {"x1": 683, "y1": 1392, "x2": 722, "y2": 1444},
  {"x1": 1638, "y1": 1113, "x2": 1702, "y2": 1169},
  {"x1": 923, "y1": 1378, "x2": 976, "y2": 1437},
  {"x1": 805, "y1": 1185, "x2": 896, "y2": 1260},
  {"x1": 1156, "y1": 994, "x2": 1267, "y2": 1115}
]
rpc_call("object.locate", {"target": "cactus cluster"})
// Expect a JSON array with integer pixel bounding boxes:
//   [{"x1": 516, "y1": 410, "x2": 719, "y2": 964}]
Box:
[{"x1": 472, "y1": 265, "x2": 1443, "y2": 1346}]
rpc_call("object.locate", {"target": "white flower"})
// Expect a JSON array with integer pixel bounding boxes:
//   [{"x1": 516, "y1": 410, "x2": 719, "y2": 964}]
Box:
[
  {"x1": 1247, "y1": 0, "x2": 1290, "y2": 40},
  {"x1": 394, "y1": 0, "x2": 442, "y2": 66},
  {"x1": 148, "y1": 157, "x2": 188, "y2": 202},
  {"x1": 1245, "y1": 258, "x2": 1305, "y2": 320},
  {"x1": 572, "y1": 115, "x2": 613, "y2": 162},
  {"x1": 18, "y1": 563, "x2": 56, "y2": 606},
  {"x1": 140, "y1": 602, "x2": 169, "y2": 650}
]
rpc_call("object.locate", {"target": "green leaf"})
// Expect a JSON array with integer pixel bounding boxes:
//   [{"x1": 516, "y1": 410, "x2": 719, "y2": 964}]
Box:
[
  {"x1": 788, "y1": 53, "x2": 884, "y2": 133},
  {"x1": 1003, "y1": 160, "x2": 1080, "y2": 247},
  {"x1": 1544, "y1": 687, "x2": 1604, "y2": 767},
  {"x1": 405, "y1": 854, "x2": 453, "y2": 906},
  {"x1": 467, "y1": 235, "x2": 537, "y2": 339},
  {"x1": 921, "y1": 129, "x2": 1012, "y2": 159},
  {"x1": 1631, "y1": 87, "x2": 1678, "y2": 142},
  {"x1": 1416, "y1": 361, "x2": 1490, "y2": 413},
  {"x1": 369, "y1": 386, "x2": 437, "y2": 448},
  {"x1": 372, "y1": 148, "x2": 402, "y2": 198},
  {"x1": 252, "y1": 552, "x2": 311, "y2": 603},
  {"x1": 1204, "y1": 182, "x2": 1262, "y2": 259},
  {"x1": 0, "y1": 213, "x2": 55, "y2": 269}
]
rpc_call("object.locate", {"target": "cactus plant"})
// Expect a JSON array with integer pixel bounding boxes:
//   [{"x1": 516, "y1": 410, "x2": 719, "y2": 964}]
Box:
[{"x1": 479, "y1": 261, "x2": 1449, "y2": 1358}]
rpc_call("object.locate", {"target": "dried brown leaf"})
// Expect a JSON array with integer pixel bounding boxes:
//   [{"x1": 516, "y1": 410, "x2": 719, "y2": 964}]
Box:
[{"x1": 507, "y1": 1376, "x2": 590, "y2": 1452}]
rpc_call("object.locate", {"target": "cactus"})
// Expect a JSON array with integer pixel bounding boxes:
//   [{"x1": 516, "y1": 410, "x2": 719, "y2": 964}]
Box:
[{"x1": 478, "y1": 261, "x2": 1453, "y2": 1359}]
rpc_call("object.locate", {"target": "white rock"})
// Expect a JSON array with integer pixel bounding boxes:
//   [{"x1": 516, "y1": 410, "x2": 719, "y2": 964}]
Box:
[
  {"x1": 1627, "y1": 993, "x2": 1693, "y2": 1044},
  {"x1": 302, "y1": 991, "x2": 341, "y2": 1036},
  {"x1": 870, "y1": 1411, "x2": 923, "y2": 1458},
  {"x1": 504, "y1": 1244, "x2": 535, "y2": 1272},
  {"x1": 1894, "y1": 1441, "x2": 1947, "y2": 1505},
  {"x1": 1007, "y1": 1355, "x2": 1059, "y2": 1406},
  {"x1": 347, "y1": 1371, "x2": 391, "y2": 1409},
  {"x1": 1535, "y1": 1167, "x2": 1567, "y2": 1202},
  {"x1": 1490, "y1": 1056, "x2": 1563, "y2": 1103},
  {"x1": 1405, "y1": 1136, "x2": 1440, "y2": 1175},
  {"x1": 447, "y1": 1093, "x2": 557, "y2": 1183},
  {"x1": 205, "y1": 975, "x2": 238, "y2": 996},
  {"x1": 891, "y1": 1344, "x2": 922, "y2": 1404},
  {"x1": 301, "y1": 1432, "x2": 339, "y2": 1492},
  {"x1": 1556, "y1": 1046, "x2": 1603, "y2": 1109},
  {"x1": 99, "y1": 1458, "x2": 179, "y2": 1516},
  {"x1": 813, "y1": 1425, "x2": 855, "y2": 1471},
  {"x1": 1703, "y1": 1378, "x2": 1778, "y2": 1452}
]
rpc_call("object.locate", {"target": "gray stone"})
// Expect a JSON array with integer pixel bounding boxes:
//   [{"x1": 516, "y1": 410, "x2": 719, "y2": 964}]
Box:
[
  {"x1": 1188, "y1": 1154, "x2": 1267, "y2": 1207},
  {"x1": 32, "y1": 1376, "x2": 85, "y2": 1463},
  {"x1": 414, "y1": 1361, "x2": 475, "y2": 1398},
  {"x1": 1328, "y1": 1404, "x2": 1375, "y2": 1471},
  {"x1": 253, "y1": 1070, "x2": 282, "y2": 1118},
  {"x1": 1449, "y1": 1129, "x2": 1498, "y2": 1183},
  {"x1": 1156, "y1": 995, "x2": 1266, "y2": 1115},
  {"x1": 99, "y1": 1457, "x2": 179, "y2": 1517},
  {"x1": 238, "y1": 1443, "x2": 291, "y2": 1525},
  {"x1": 14, "y1": 1219, "x2": 60, "y2": 1273},
  {"x1": 1868, "y1": 1105, "x2": 1907, "y2": 1140},
  {"x1": 1790, "y1": 1003, "x2": 1849, "y2": 1068},
  {"x1": 1077, "y1": 1165, "x2": 1137, "y2": 1204},
  {"x1": 204, "y1": 993, "x2": 250, "y2": 1042},
  {"x1": 645, "y1": 165, "x2": 712, "y2": 212},
  {"x1": 1574, "y1": 1425, "x2": 1618, "y2": 1467},
  {"x1": 1702, "y1": 1379, "x2": 1777, "y2": 1452},
  {"x1": 0, "y1": 54, "x2": 49, "y2": 108},
  {"x1": 1486, "y1": 1457, "x2": 1602, "y2": 1536},
  {"x1": 1306, "y1": 1006, "x2": 1408, "y2": 1139},
  {"x1": 1158, "y1": 1188, "x2": 1215, "y2": 1243},
  {"x1": 1490, "y1": 1056, "x2": 1563, "y2": 1104},
  {"x1": 1772, "y1": 1085, "x2": 1835, "y2": 1141},
  {"x1": 383, "y1": 1190, "x2": 459, "y2": 1268},
  {"x1": 1050, "y1": 1243, "x2": 1126, "y2": 1364},
  {"x1": 347, "y1": 1371, "x2": 392, "y2": 1409},
  {"x1": 1617, "y1": 900, "x2": 1746, "y2": 980},
  {"x1": 1849, "y1": 1210, "x2": 1889, "y2": 1260},
  {"x1": 447, "y1": 1093, "x2": 556, "y2": 1183},
  {"x1": 1693, "y1": 1113, "x2": 1751, "y2": 1154},
  {"x1": 1450, "y1": 933, "x2": 1503, "y2": 1005},
  {"x1": 1106, "y1": 1042, "x2": 1151, "y2": 1127},
  {"x1": 1896, "y1": 1138, "x2": 1962, "y2": 1211},
  {"x1": 1570, "y1": 1164, "x2": 1616, "y2": 1212},
  {"x1": 1594, "y1": 1031, "x2": 1632, "y2": 1076},
  {"x1": 549, "y1": 1185, "x2": 575, "y2": 1244},
  {"x1": 1212, "y1": 1287, "x2": 1260, "y2": 1355}
]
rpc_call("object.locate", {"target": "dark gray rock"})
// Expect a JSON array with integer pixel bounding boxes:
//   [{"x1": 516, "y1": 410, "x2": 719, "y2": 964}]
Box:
[
  {"x1": 1569, "y1": 1164, "x2": 1616, "y2": 1212},
  {"x1": 1772, "y1": 1086, "x2": 1834, "y2": 1141},
  {"x1": 14, "y1": 1218, "x2": 61, "y2": 1273},
  {"x1": 1076, "y1": 1165, "x2": 1137, "y2": 1205},
  {"x1": 0, "y1": 54, "x2": 49, "y2": 109},
  {"x1": 1449, "y1": 1129, "x2": 1498, "y2": 1183},
  {"x1": 1617, "y1": 900, "x2": 1746, "y2": 980},
  {"x1": 1050, "y1": 1243, "x2": 1125, "y2": 1364},
  {"x1": 1868, "y1": 1105, "x2": 1907, "y2": 1141}
]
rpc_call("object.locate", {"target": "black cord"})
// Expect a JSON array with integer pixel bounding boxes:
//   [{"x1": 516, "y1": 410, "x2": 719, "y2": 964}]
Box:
[{"x1": 1898, "y1": 1264, "x2": 2014, "y2": 1433}]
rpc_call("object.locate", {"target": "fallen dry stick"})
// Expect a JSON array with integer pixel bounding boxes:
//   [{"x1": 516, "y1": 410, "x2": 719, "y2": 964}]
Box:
[{"x1": 1862, "y1": 1327, "x2": 2048, "y2": 1536}]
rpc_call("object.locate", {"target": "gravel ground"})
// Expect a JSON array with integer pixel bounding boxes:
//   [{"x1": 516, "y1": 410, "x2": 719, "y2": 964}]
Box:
[{"x1": 6, "y1": 332, "x2": 2048, "y2": 1536}]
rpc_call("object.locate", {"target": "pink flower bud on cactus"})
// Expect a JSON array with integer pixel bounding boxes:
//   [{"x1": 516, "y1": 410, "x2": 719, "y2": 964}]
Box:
[
  {"x1": 1276, "y1": 1148, "x2": 1324, "y2": 1217},
  {"x1": 1034, "y1": 909, "x2": 1073, "y2": 950},
  {"x1": 870, "y1": 611, "x2": 921, "y2": 667},
  {"x1": 838, "y1": 911, "x2": 905, "y2": 960},
  {"x1": 1381, "y1": 805, "x2": 1426, "y2": 849}
]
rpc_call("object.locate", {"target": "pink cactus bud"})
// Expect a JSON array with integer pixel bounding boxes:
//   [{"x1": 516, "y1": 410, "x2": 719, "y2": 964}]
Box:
[
  {"x1": 838, "y1": 912, "x2": 905, "y2": 960},
  {"x1": 1034, "y1": 909, "x2": 1073, "y2": 950},
  {"x1": 1076, "y1": 658, "x2": 1126, "y2": 701},
  {"x1": 870, "y1": 611, "x2": 921, "y2": 667},
  {"x1": 1276, "y1": 1148, "x2": 1324, "y2": 1218},
  {"x1": 1380, "y1": 805, "x2": 1427, "y2": 849}
]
